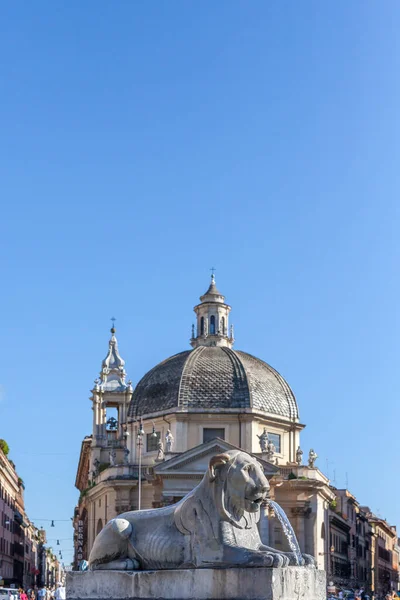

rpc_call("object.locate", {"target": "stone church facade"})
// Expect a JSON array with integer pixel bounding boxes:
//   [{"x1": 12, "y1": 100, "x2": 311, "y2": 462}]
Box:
[{"x1": 74, "y1": 275, "x2": 335, "y2": 572}]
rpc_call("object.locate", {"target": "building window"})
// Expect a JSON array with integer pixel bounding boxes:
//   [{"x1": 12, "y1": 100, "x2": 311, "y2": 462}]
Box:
[
  {"x1": 147, "y1": 432, "x2": 161, "y2": 452},
  {"x1": 200, "y1": 317, "x2": 204, "y2": 335},
  {"x1": 221, "y1": 317, "x2": 225, "y2": 335},
  {"x1": 268, "y1": 433, "x2": 281, "y2": 453},
  {"x1": 210, "y1": 315, "x2": 216, "y2": 334},
  {"x1": 96, "y1": 519, "x2": 103, "y2": 536},
  {"x1": 203, "y1": 428, "x2": 225, "y2": 443}
]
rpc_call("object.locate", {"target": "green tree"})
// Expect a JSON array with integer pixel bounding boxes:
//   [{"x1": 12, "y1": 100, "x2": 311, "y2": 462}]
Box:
[{"x1": 0, "y1": 439, "x2": 9, "y2": 456}]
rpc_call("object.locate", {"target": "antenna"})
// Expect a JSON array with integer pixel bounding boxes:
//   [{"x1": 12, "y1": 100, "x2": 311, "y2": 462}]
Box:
[
  {"x1": 345, "y1": 472, "x2": 349, "y2": 489},
  {"x1": 333, "y1": 470, "x2": 336, "y2": 485}
]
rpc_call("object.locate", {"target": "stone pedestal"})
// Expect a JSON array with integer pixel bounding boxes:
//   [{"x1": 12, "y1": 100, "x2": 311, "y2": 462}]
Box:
[{"x1": 67, "y1": 568, "x2": 326, "y2": 600}]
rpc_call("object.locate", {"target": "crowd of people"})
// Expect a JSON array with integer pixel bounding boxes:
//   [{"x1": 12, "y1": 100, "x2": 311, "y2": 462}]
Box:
[
  {"x1": 6, "y1": 583, "x2": 65, "y2": 600},
  {"x1": 329, "y1": 589, "x2": 400, "y2": 600}
]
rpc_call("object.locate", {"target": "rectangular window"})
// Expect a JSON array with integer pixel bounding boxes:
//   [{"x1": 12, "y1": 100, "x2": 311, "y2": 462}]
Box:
[
  {"x1": 203, "y1": 428, "x2": 225, "y2": 443},
  {"x1": 268, "y1": 433, "x2": 281, "y2": 453},
  {"x1": 146, "y1": 432, "x2": 161, "y2": 452}
]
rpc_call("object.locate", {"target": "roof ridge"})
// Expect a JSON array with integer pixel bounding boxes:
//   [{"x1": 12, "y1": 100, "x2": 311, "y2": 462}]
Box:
[
  {"x1": 223, "y1": 347, "x2": 251, "y2": 408},
  {"x1": 128, "y1": 350, "x2": 191, "y2": 418},
  {"x1": 178, "y1": 347, "x2": 205, "y2": 409},
  {"x1": 234, "y1": 350, "x2": 299, "y2": 420}
]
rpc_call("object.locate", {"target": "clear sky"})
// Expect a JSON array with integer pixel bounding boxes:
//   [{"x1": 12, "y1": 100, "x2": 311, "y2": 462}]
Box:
[{"x1": 1, "y1": 1, "x2": 399, "y2": 564}]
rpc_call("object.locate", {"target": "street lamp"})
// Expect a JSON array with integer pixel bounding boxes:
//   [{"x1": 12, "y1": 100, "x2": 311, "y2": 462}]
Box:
[
  {"x1": 137, "y1": 420, "x2": 145, "y2": 511},
  {"x1": 330, "y1": 546, "x2": 335, "y2": 579}
]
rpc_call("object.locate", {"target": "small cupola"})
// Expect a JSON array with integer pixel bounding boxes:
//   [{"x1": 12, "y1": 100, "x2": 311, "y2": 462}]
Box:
[{"x1": 190, "y1": 274, "x2": 234, "y2": 348}]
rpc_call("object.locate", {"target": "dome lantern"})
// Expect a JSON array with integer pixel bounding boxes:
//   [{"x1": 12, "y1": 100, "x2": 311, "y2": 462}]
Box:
[{"x1": 190, "y1": 274, "x2": 234, "y2": 348}]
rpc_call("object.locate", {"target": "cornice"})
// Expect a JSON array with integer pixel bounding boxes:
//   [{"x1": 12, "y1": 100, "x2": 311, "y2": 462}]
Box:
[
  {"x1": 161, "y1": 474, "x2": 202, "y2": 480},
  {"x1": 132, "y1": 407, "x2": 303, "y2": 428}
]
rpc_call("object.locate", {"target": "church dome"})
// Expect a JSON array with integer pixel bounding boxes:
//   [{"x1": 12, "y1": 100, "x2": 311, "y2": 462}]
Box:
[
  {"x1": 128, "y1": 276, "x2": 299, "y2": 422},
  {"x1": 128, "y1": 346, "x2": 298, "y2": 421}
]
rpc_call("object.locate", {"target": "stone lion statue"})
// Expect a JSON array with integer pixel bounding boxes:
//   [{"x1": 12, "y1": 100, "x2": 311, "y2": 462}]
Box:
[{"x1": 88, "y1": 450, "x2": 315, "y2": 570}]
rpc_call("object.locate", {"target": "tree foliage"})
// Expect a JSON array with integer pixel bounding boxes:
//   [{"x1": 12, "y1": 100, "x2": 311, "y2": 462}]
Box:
[{"x1": 0, "y1": 439, "x2": 10, "y2": 456}]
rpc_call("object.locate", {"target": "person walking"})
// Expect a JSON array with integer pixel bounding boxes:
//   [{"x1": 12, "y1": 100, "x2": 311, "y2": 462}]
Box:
[
  {"x1": 37, "y1": 587, "x2": 46, "y2": 600},
  {"x1": 20, "y1": 590, "x2": 28, "y2": 600},
  {"x1": 53, "y1": 583, "x2": 65, "y2": 600}
]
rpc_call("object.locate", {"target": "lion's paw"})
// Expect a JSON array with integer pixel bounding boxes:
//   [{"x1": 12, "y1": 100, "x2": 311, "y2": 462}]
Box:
[
  {"x1": 260, "y1": 552, "x2": 288, "y2": 568},
  {"x1": 277, "y1": 554, "x2": 290, "y2": 567},
  {"x1": 284, "y1": 552, "x2": 304, "y2": 566}
]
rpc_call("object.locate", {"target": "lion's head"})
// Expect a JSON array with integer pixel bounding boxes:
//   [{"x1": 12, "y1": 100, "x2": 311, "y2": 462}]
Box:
[
  {"x1": 209, "y1": 450, "x2": 269, "y2": 526},
  {"x1": 175, "y1": 450, "x2": 270, "y2": 539}
]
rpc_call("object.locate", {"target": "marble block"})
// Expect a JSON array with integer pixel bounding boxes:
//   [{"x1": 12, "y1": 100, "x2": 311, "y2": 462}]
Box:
[{"x1": 67, "y1": 567, "x2": 326, "y2": 600}]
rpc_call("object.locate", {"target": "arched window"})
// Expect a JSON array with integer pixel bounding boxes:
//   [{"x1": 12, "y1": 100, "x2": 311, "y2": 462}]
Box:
[
  {"x1": 221, "y1": 317, "x2": 225, "y2": 335},
  {"x1": 200, "y1": 317, "x2": 204, "y2": 335},
  {"x1": 210, "y1": 315, "x2": 215, "y2": 334},
  {"x1": 96, "y1": 519, "x2": 103, "y2": 535}
]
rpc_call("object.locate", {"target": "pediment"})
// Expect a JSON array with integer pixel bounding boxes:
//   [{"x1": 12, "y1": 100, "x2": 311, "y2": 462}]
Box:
[{"x1": 154, "y1": 438, "x2": 279, "y2": 477}]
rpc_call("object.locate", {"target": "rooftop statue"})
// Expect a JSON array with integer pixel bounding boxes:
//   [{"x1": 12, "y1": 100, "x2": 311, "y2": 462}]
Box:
[
  {"x1": 266, "y1": 440, "x2": 275, "y2": 463},
  {"x1": 109, "y1": 450, "x2": 116, "y2": 466},
  {"x1": 257, "y1": 428, "x2": 269, "y2": 453},
  {"x1": 308, "y1": 449, "x2": 318, "y2": 468},
  {"x1": 92, "y1": 458, "x2": 100, "y2": 478},
  {"x1": 165, "y1": 429, "x2": 174, "y2": 453},
  {"x1": 296, "y1": 446, "x2": 303, "y2": 466},
  {"x1": 88, "y1": 450, "x2": 315, "y2": 571},
  {"x1": 156, "y1": 440, "x2": 165, "y2": 461}
]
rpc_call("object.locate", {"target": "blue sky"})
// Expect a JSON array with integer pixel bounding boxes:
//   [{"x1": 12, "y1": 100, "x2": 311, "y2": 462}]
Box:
[{"x1": 1, "y1": 1, "x2": 399, "y2": 562}]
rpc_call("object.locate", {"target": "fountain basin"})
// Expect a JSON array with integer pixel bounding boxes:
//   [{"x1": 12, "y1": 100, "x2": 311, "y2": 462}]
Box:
[{"x1": 67, "y1": 567, "x2": 326, "y2": 600}]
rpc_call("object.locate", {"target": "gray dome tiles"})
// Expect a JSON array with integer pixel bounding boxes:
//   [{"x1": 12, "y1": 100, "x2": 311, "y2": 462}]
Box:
[{"x1": 128, "y1": 347, "x2": 299, "y2": 421}]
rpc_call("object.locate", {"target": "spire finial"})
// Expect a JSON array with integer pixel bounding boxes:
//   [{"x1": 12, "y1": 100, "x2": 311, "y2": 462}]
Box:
[
  {"x1": 210, "y1": 267, "x2": 216, "y2": 282},
  {"x1": 110, "y1": 316, "x2": 116, "y2": 334}
]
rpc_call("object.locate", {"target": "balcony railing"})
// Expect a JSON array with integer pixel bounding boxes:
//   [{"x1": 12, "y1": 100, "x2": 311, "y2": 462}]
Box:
[
  {"x1": 106, "y1": 440, "x2": 126, "y2": 449},
  {"x1": 95, "y1": 464, "x2": 154, "y2": 483}
]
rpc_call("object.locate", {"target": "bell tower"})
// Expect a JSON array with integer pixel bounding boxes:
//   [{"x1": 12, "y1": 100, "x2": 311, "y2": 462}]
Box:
[
  {"x1": 90, "y1": 325, "x2": 133, "y2": 469},
  {"x1": 190, "y1": 274, "x2": 234, "y2": 348}
]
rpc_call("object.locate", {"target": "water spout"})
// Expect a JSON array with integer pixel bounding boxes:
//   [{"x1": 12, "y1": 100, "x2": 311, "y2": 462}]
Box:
[{"x1": 268, "y1": 500, "x2": 303, "y2": 566}]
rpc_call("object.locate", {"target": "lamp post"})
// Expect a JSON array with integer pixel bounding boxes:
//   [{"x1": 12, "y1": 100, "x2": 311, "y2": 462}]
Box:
[
  {"x1": 137, "y1": 421, "x2": 157, "y2": 511},
  {"x1": 321, "y1": 546, "x2": 335, "y2": 578},
  {"x1": 137, "y1": 421, "x2": 144, "y2": 511},
  {"x1": 330, "y1": 545, "x2": 335, "y2": 578}
]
